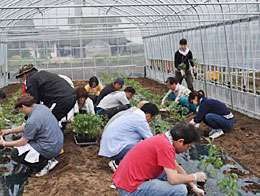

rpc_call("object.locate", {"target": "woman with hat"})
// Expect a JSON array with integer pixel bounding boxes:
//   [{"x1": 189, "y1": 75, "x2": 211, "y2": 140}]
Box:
[{"x1": 15, "y1": 64, "x2": 77, "y2": 122}]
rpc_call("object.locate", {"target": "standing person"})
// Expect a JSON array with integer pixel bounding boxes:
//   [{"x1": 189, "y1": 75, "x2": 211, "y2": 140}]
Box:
[
  {"x1": 96, "y1": 87, "x2": 135, "y2": 119},
  {"x1": 99, "y1": 103, "x2": 159, "y2": 172},
  {"x1": 15, "y1": 64, "x2": 77, "y2": 122},
  {"x1": 95, "y1": 78, "x2": 124, "y2": 107},
  {"x1": 85, "y1": 76, "x2": 103, "y2": 104},
  {"x1": 0, "y1": 93, "x2": 64, "y2": 177},
  {"x1": 112, "y1": 122, "x2": 206, "y2": 196},
  {"x1": 161, "y1": 77, "x2": 196, "y2": 113},
  {"x1": 174, "y1": 39, "x2": 194, "y2": 91},
  {"x1": 189, "y1": 90, "x2": 234, "y2": 139}
]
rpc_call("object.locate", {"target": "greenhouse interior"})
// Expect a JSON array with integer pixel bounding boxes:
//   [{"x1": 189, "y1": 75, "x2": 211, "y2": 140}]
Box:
[{"x1": 0, "y1": 1, "x2": 260, "y2": 196}]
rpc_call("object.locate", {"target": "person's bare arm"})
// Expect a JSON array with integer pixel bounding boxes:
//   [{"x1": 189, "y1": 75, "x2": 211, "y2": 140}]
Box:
[
  {"x1": 164, "y1": 167, "x2": 195, "y2": 185},
  {"x1": 0, "y1": 135, "x2": 29, "y2": 147},
  {"x1": 1, "y1": 123, "x2": 26, "y2": 136},
  {"x1": 175, "y1": 160, "x2": 195, "y2": 188},
  {"x1": 189, "y1": 119, "x2": 196, "y2": 125}
]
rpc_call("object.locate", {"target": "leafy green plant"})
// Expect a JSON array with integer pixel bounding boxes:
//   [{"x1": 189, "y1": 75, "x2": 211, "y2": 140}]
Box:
[
  {"x1": 12, "y1": 113, "x2": 25, "y2": 125},
  {"x1": 179, "y1": 63, "x2": 186, "y2": 71},
  {"x1": 192, "y1": 58, "x2": 199, "y2": 66},
  {"x1": 74, "y1": 113, "x2": 104, "y2": 139},
  {"x1": 167, "y1": 101, "x2": 189, "y2": 122},
  {"x1": 0, "y1": 118, "x2": 7, "y2": 130},
  {"x1": 0, "y1": 88, "x2": 24, "y2": 129},
  {"x1": 200, "y1": 138, "x2": 226, "y2": 177},
  {"x1": 130, "y1": 98, "x2": 138, "y2": 106},
  {"x1": 150, "y1": 115, "x2": 171, "y2": 134},
  {"x1": 217, "y1": 173, "x2": 239, "y2": 196}
]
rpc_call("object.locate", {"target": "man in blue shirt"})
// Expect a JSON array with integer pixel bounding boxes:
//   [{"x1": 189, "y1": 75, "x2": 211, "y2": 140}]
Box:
[
  {"x1": 98, "y1": 103, "x2": 159, "y2": 172},
  {"x1": 0, "y1": 93, "x2": 64, "y2": 177}
]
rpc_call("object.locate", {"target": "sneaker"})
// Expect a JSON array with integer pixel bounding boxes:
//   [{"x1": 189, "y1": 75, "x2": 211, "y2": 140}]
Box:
[
  {"x1": 35, "y1": 158, "x2": 59, "y2": 177},
  {"x1": 209, "y1": 129, "x2": 224, "y2": 139},
  {"x1": 108, "y1": 160, "x2": 118, "y2": 172},
  {"x1": 110, "y1": 184, "x2": 116, "y2": 190}
]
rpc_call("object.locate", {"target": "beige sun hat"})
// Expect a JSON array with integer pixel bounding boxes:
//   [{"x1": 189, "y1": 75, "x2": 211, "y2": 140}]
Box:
[{"x1": 15, "y1": 64, "x2": 37, "y2": 79}]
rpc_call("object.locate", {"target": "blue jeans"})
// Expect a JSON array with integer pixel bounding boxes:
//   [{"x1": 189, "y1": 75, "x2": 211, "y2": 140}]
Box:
[
  {"x1": 179, "y1": 97, "x2": 197, "y2": 112},
  {"x1": 117, "y1": 172, "x2": 187, "y2": 196},
  {"x1": 205, "y1": 113, "x2": 234, "y2": 130},
  {"x1": 111, "y1": 144, "x2": 135, "y2": 165},
  {"x1": 169, "y1": 93, "x2": 196, "y2": 113},
  {"x1": 169, "y1": 93, "x2": 176, "y2": 101}
]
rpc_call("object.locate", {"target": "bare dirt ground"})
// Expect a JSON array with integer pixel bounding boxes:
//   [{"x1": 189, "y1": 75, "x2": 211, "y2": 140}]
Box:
[
  {"x1": 23, "y1": 131, "x2": 118, "y2": 196},
  {"x1": 1, "y1": 77, "x2": 260, "y2": 196}
]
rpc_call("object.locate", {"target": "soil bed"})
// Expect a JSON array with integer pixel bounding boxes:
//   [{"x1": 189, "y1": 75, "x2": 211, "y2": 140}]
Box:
[
  {"x1": 132, "y1": 77, "x2": 260, "y2": 177},
  {"x1": 23, "y1": 131, "x2": 118, "y2": 196},
  {"x1": 242, "y1": 182, "x2": 260, "y2": 193},
  {"x1": 1, "y1": 78, "x2": 260, "y2": 195}
]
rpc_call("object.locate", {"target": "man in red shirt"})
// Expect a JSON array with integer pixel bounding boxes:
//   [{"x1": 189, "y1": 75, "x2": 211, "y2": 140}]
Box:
[{"x1": 112, "y1": 122, "x2": 206, "y2": 196}]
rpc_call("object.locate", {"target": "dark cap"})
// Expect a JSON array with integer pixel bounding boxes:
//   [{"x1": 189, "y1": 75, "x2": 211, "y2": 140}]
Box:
[
  {"x1": 114, "y1": 78, "x2": 124, "y2": 85},
  {"x1": 0, "y1": 89, "x2": 6, "y2": 99},
  {"x1": 165, "y1": 77, "x2": 178, "y2": 85},
  {"x1": 15, "y1": 93, "x2": 35, "y2": 108},
  {"x1": 179, "y1": 38, "x2": 187, "y2": 45},
  {"x1": 15, "y1": 64, "x2": 37, "y2": 79}
]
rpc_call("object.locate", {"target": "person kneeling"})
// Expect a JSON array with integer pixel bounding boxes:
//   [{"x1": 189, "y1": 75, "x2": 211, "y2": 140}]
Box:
[
  {"x1": 161, "y1": 77, "x2": 196, "y2": 114},
  {"x1": 189, "y1": 90, "x2": 234, "y2": 139},
  {"x1": 0, "y1": 93, "x2": 64, "y2": 177},
  {"x1": 98, "y1": 103, "x2": 158, "y2": 172},
  {"x1": 112, "y1": 122, "x2": 206, "y2": 196},
  {"x1": 96, "y1": 87, "x2": 135, "y2": 119}
]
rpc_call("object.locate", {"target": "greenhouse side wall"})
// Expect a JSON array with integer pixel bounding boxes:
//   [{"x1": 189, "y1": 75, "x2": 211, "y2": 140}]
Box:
[
  {"x1": 0, "y1": 44, "x2": 8, "y2": 88},
  {"x1": 143, "y1": 29, "x2": 260, "y2": 120}
]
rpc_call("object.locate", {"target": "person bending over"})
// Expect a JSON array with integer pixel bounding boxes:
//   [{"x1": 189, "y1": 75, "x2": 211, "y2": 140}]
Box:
[
  {"x1": 189, "y1": 90, "x2": 234, "y2": 139},
  {"x1": 99, "y1": 103, "x2": 159, "y2": 172},
  {"x1": 112, "y1": 121, "x2": 206, "y2": 196},
  {"x1": 161, "y1": 77, "x2": 196, "y2": 113},
  {"x1": 95, "y1": 78, "x2": 124, "y2": 107},
  {"x1": 0, "y1": 93, "x2": 63, "y2": 177},
  {"x1": 15, "y1": 64, "x2": 76, "y2": 122},
  {"x1": 96, "y1": 87, "x2": 135, "y2": 119}
]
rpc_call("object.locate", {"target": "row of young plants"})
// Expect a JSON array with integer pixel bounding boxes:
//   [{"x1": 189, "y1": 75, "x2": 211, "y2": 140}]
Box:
[
  {"x1": 0, "y1": 89, "x2": 25, "y2": 130},
  {"x1": 97, "y1": 72, "x2": 188, "y2": 134},
  {"x1": 98, "y1": 72, "x2": 239, "y2": 195},
  {"x1": 200, "y1": 138, "x2": 239, "y2": 195}
]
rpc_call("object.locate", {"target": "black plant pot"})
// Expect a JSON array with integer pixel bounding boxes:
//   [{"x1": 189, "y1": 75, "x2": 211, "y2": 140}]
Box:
[
  {"x1": 74, "y1": 133, "x2": 97, "y2": 146},
  {"x1": 197, "y1": 181, "x2": 206, "y2": 190}
]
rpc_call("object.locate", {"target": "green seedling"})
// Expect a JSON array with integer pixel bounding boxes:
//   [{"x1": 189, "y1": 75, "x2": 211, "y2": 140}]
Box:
[
  {"x1": 74, "y1": 113, "x2": 104, "y2": 139},
  {"x1": 179, "y1": 63, "x2": 186, "y2": 71},
  {"x1": 217, "y1": 173, "x2": 239, "y2": 196},
  {"x1": 200, "y1": 138, "x2": 226, "y2": 177}
]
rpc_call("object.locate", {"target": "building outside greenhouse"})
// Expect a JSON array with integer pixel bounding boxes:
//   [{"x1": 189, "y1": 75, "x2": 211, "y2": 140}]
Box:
[{"x1": 0, "y1": 1, "x2": 259, "y2": 196}]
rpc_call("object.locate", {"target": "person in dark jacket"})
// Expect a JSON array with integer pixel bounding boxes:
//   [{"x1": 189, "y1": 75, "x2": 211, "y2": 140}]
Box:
[
  {"x1": 189, "y1": 90, "x2": 234, "y2": 139},
  {"x1": 174, "y1": 39, "x2": 194, "y2": 91},
  {"x1": 15, "y1": 64, "x2": 77, "y2": 122},
  {"x1": 95, "y1": 78, "x2": 124, "y2": 107}
]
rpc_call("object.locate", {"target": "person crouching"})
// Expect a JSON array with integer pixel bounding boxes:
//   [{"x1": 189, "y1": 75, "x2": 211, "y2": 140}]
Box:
[{"x1": 0, "y1": 93, "x2": 63, "y2": 177}]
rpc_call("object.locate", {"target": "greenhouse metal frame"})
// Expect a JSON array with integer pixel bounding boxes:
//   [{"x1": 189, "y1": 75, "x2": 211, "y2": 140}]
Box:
[{"x1": 0, "y1": 0, "x2": 259, "y2": 119}]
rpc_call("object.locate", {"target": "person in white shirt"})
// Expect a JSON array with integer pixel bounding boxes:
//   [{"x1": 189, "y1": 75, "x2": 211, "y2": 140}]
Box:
[
  {"x1": 96, "y1": 87, "x2": 135, "y2": 119},
  {"x1": 69, "y1": 87, "x2": 95, "y2": 121}
]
